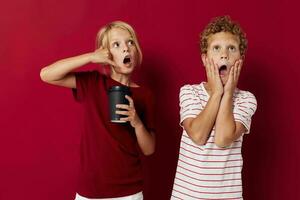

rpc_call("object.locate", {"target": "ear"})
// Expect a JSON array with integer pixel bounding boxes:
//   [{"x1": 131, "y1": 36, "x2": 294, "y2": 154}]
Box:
[
  {"x1": 240, "y1": 54, "x2": 245, "y2": 61},
  {"x1": 201, "y1": 54, "x2": 207, "y2": 67}
]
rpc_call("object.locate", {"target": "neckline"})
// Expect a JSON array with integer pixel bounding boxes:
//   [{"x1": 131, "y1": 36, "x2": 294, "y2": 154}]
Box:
[
  {"x1": 201, "y1": 82, "x2": 210, "y2": 97},
  {"x1": 200, "y1": 82, "x2": 239, "y2": 97},
  {"x1": 108, "y1": 76, "x2": 141, "y2": 89}
]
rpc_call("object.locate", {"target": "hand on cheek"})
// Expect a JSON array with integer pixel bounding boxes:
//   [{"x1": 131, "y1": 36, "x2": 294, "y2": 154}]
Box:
[
  {"x1": 91, "y1": 47, "x2": 117, "y2": 67},
  {"x1": 203, "y1": 55, "x2": 224, "y2": 95},
  {"x1": 224, "y1": 59, "x2": 243, "y2": 94}
]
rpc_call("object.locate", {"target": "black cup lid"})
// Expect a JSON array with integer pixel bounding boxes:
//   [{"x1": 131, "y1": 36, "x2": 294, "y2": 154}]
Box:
[{"x1": 109, "y1": 85, "x2": 131, "y2": 93}]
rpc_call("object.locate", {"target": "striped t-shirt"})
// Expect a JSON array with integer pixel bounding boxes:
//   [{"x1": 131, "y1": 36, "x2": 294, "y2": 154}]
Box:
[{"x1": 171, "y1": 83, "x2": 257, "y2": 200}]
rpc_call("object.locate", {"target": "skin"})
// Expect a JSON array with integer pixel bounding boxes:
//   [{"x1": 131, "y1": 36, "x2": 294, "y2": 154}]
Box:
[
  {"x1": 182, "y1": 32, "x2": 247, "y2": 147},
  {"x1": 40, "y1": 27, "x2": 155, "y2": 155}
]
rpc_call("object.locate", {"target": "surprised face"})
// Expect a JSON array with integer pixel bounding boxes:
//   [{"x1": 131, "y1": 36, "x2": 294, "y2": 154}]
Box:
[
  {"x1": 108, "y1": 28, "x2": 138, "y2": 75},
  {"x1": 205, "y1": 32, "x2": 242, "y2": 85}
]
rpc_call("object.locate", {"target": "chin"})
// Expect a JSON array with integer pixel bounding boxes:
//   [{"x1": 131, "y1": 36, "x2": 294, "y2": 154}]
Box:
[{"x1": 120, "y1": 68, "x2": 135, "y2": 75}]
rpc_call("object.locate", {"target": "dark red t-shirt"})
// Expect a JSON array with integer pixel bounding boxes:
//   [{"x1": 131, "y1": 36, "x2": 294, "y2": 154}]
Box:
[{"x1": 72, "y1": 71, "x2": 155, "y2": 198}]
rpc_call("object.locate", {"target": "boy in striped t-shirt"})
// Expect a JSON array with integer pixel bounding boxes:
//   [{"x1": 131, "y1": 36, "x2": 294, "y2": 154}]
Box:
[{"x1": 171, "y1": 16, "x2": 257, "y2": 200}]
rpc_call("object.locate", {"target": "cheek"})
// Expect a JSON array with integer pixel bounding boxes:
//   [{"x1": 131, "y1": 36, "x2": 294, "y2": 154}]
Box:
[
  {"x1": 134, "y1": 54, "x2": 139, "y2": 63},
  {"x1": 207, "y1": 52, "x2": 218, "y2": 60},
  {"x1": 110, "y1": 52, "x2": 121, "y2": 62},
  {"x1": 131, "y1": 49, "x2": 139, "y2": 62},
  {"x1": 232, "y1": 51, "x2": 241, "y2": 59}
]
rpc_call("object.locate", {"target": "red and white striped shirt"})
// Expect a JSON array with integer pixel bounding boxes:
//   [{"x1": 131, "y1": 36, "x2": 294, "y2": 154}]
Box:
[{"x1": 171, "y1": 83, "x2": 257, "y2": 200}]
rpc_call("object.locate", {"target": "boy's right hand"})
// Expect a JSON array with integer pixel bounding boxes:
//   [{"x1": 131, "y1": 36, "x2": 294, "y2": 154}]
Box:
[
  {"x1": 204, "y1": 56, "x2": 223, "y2": 95},
  {"x1": 90, "y1": 47, "x2": 116, "y2": 66}
]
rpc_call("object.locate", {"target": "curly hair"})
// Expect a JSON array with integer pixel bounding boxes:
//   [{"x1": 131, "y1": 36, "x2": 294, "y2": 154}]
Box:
[{"x1": 200, "y1": 16, "x2": 247, "y2": 56}]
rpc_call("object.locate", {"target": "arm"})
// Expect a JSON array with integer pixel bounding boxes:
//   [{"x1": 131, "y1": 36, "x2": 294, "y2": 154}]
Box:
[
  {"x1": 116, "y1": 95, "x2": 155, "y2": 155},
  {"x1": 183, "y1": 56, "x2": 224, "y2": 145},
  {"x1": 134, "y1": 125, "x2": 155, "y2": 156},
  {"x1": 214, "y1": 93, "x2": 246, "y2": 147},
  {"x1": 40, "y1": 48, "x2": 115, "y2": 88},
  {"x1": 214, "y1": 59, "x2": 245, "y2": 147},
  {"x1": 182, "y1": 93, "x2": 222, "y2": 145}
]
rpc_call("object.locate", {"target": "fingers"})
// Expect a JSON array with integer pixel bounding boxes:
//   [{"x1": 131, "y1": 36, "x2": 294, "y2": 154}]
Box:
[
  {"x1": 115, "y1": 96, "x2": 136, "y2": 123},
  {"x1": 233, "y1": 59, "x2": 243, "y2": 82},
  {"x1": 115, "y1": 110, "x2": 129, "y2": 116},
  {"x1": 205, "y1": 57, "x2": 216, "y2": 79},
  {"x1": 204, "y1": 56, "x2": 211, "y2": 78},
  {"x1": 95, "y1": 46, "x2": 107, "y2": 53},
  {"x1": 115, "y1": 105, "x2": 130, "y2": 121},
  {"x1": 116, "y1": 97, "x2": 133, "y2": 111},
  {"x1": 212, "y1": 59, "x2": 219, "y2": 77},
  {"x1": 228, "y1": 66, "x2": 234, "y2": 84},
  {"x1": 119, "y1": 117, "x2": 130, "y2": 122},
  {"x1": 125, "y1": 95, "x2": 134, "y2": 107},
  {"x1": 116, "y1": 104, "x2": 129, "y2": 110},
  {"x1": 94, "y1": 47, "x2": 116, "y2": 66},
  {"x1": 100, "y1": 49, "x2": 113, "y2": 66},
  {"x1": 236, "y1": 59, "x2": 243, "y2": 80}
]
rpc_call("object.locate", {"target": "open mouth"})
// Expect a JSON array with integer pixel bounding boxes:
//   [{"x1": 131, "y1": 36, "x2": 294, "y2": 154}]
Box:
[
  {"x1": 123, "y1": 56, "x2": 131, "y2": 64},
  {"x1": 219, "y1": 65, "x2": 227, "y2": 75}
]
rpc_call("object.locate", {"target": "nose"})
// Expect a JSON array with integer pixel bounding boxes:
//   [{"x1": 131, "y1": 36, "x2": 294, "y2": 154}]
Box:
[
  {"x1": 220, "y1": 50, "x2": 228, "y2": 60},
  {"x1": 123, "y1": 44, "x2": 129, "y2": 53}
]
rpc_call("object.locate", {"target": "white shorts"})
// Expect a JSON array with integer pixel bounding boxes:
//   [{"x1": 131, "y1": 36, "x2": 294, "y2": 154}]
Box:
[{"x1": 75, "y1": 192, "x2": 143, "y2": 200}]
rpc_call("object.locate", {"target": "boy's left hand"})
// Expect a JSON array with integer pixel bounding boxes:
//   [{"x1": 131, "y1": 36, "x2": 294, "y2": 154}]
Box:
[
  {"x1": 224, "y1": 59, "x2": 243, "y2": 94},
  {"x1": 116, "y1": 95, "x2": 143, "y2": 128}
]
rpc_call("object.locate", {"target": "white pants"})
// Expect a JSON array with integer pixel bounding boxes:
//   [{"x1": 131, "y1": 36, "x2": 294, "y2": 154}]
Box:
[{"x1": 75, "y1": 192, "x2": 143, "y2": 200}]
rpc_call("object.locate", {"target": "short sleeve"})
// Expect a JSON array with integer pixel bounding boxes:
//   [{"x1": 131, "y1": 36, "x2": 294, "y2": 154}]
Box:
[
  {"x1": 179, "y1": 85, "x2": 203, "y2": 126},
  {"x1": 233, "y1": 92, "x2": 257, "y2": 134},
  {"x1": 72, "y1": 70, "x2": 99, "y2": 102},
  {"x1": 143, "y1": 89, "x2": 155, "y2": 132}
]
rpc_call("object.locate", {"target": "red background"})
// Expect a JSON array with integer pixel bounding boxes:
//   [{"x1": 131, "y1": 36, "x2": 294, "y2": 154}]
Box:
[{"x1": 1, "y1": 0, "x2": 299, "y2": 199}]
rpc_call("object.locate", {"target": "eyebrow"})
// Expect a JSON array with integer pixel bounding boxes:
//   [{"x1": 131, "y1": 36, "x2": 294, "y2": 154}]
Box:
[
  {"x1": 110, "y1": 37, "x2": 134, "y2": 42},
  {"x1": 110, "y1": 39, "x2": 119, "y2": 43},
  {"x1": 211, "y1": 43, "x2": 238, "y2": 47}
]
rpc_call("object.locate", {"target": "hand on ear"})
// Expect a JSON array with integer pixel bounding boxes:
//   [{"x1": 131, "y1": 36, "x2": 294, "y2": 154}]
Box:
[{"x1": 91, "y1": 47, "x2": 116, "y2": 67}]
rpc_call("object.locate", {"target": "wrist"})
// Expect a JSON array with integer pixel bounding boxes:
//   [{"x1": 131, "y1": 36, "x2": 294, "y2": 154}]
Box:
[
  {"x1": 224, "y1": 85, "x2": 236, "y2": 94},
  {"x1": 222, "y1": 92, "x2": 234, "y2": 100},
  {"x1": 134, "y1": 121, "x2": 144, "y2": 130},
  {"x1": 88, "y1": 52, "x2": 97, "y2": 63},
  {"x1": 211, "y1": 91, "x2": 223, "y2": 97}
]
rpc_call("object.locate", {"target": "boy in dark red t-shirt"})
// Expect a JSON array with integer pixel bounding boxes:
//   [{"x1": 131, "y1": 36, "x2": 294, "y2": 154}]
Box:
[{"x1": 40, "y1": 21, "x2": 155, "y2": 200}]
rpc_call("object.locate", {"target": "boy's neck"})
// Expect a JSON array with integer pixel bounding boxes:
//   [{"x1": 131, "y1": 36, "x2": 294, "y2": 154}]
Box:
[{"x1": 110, "y1": 73, "x2": 131, "y2": 86}]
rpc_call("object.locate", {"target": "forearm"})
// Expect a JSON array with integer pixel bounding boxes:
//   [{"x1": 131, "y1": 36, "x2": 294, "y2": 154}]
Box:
[
  {"x1": 187, "y1": 93, "x2": 222, "y2": 145},
  {"x1": 215, "y1": 93, "x2": 236, "y2": 147},
  {"x1": 40, "y1": 53, "x2": 93, "y2": 82},
  {"x1": 134, "y1": 123, "x2": 155, "y2": 156}
]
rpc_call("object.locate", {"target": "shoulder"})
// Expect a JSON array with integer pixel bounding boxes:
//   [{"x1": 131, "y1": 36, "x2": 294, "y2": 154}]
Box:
[
  {"x1": 75, "y1": 70, "x2": 102, "y2": 80},
  {"x1": 179, "y1": 83, "x2": 204, "y2": 97},
  {"x1": 132, "y1": 84, "x2": 154, "y2": 99},
  {"x1": 235, "y1": 89, "x2": 257, "y2": 103},
  {"x1": 139, "y1": 85, "x2": 153, "y2": 98},
  {"x1": 235, "y1": 89, "x2": 257, "y2": 113},
  {"x1": 180, "y1": 83, "x2": 203, "y2": 92}
]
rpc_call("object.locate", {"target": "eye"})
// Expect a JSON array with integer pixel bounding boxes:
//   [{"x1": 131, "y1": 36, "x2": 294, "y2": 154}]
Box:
[
  {"x1": 112, "y1": 42, "x2": 119, "y2": 48},
  {"x1": 212, "y1": 45, "x2": 220, "y2": 51},
  {"x1": 128, "y1": 40, "x2": 134, "y2": 46},
  {"x1": 228, "y1": 45, "x2": 236, "y2": 51}
]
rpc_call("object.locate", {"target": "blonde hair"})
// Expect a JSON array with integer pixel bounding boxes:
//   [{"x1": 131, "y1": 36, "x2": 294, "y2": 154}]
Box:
[
  {"x1": 200, "y1": 16, "x2": 248, "y2": 56},
  {"x1": 96, "y1": 21, "x2": 143, "y2": 66}
]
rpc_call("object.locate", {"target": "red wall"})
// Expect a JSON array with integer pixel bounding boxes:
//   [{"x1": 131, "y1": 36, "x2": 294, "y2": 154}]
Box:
[{"x1": 1, "y1": 0, "x2": 299, "y2": 199}]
